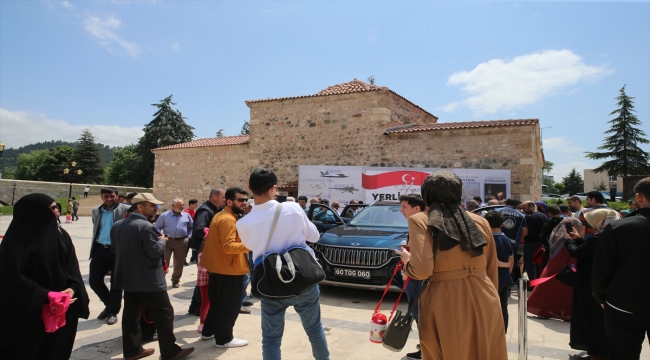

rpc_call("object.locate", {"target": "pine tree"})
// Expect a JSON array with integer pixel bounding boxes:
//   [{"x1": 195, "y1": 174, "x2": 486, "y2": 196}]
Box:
[
  {"x1": 586, "y1": 85, "x2": 650, "y2": 176},
  {"x1": 134, "y1": 95, "x2": 194, "y2": 188},
  {"x1": 240, "y1": 121, "x2": 250, "y2": 135},
  {"x1": 562, "y1": 168, "x2": 584, "y2": 196},
  {"x1": 75, "y1": 129, "x2": 105, "y2": 184}
]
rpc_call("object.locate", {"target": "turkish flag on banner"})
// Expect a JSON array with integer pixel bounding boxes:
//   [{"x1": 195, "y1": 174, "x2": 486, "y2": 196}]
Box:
[{"x1": 362, "y1": 171, "x2": 432, "y2": 190}]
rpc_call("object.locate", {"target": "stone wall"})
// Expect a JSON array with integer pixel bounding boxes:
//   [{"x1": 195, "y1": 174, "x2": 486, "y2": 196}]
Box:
[
  {"x1": 247, "y1": 89, "x2": 436, "y2": 184},
  {"x1": 0, "y1": 179, "x2": 151, "y2": 206},
  {"x1": 153, "y1": 144, "x2": 250, "y2": 205},
  {"x1": 384, "y1": 125, "x2": 543, "y2": 201}
]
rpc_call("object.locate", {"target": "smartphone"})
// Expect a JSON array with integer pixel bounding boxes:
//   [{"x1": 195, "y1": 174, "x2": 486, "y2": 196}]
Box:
[{"x1": 564, "y1": 223, "x2": 573, "y2": 233}]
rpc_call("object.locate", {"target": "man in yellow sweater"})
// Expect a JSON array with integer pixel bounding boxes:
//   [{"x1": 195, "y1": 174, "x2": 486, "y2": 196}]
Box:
[{"x1": 198, "y1": 187, "x2": 251, "y2": 348}]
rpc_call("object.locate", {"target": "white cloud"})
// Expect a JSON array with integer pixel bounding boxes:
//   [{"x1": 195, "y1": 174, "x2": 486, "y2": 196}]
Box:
[
  {"x1": 0, "y1": 108, "x2": 143, "y2": 149},
  {"x1": 170, "y1": 42, "x2": 180, "y2": 50},
  {"x1": 61, "y1": 0, "x2": 72, "y2": 9},
  {"x1": 443, "y1": 50, "x2": 613, "y2": 116},
  {"x1": 542, "y1": 136, "x2": 584, "y2": 154},
  {"x1": 83, "y1": 15, "x2": 141, "y2": 57}
]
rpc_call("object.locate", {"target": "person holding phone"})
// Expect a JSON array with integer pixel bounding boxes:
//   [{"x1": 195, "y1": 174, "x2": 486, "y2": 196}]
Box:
[{"x1": 564, "y1": 209, "x2": 620, "y2": 360}]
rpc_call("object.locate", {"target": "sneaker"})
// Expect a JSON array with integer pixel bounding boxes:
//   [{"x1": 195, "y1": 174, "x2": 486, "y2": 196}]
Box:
[
  {"x1": 406, "y1": 349, "x2": 422, "y2": 360},
  {"x1": 107, "y1": 314, "x2": 118, "y2": 325},
  {"x1": 172, "y1": 282, "x2": 180, "y2": 288},
  {"x1": 242, "y1": 300, "x2": 254, "y2": 307},
  {"x1": 239, "y1": 307, "x2": 251, "y2": 314},
  {"x1": 200, "y1": 334, "x2": 214, "y2": 340},
  {"x1": 215, "y1": 338, "x2": 248, "y2": 348}
]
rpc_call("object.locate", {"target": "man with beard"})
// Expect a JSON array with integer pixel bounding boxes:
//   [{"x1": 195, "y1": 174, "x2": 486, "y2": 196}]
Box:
[{"x1": 199, "y1": 187, "x2": 251, "y2": 348}]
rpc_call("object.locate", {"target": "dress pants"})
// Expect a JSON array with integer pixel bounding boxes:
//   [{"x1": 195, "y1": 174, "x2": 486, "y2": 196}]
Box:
[
  {"x1": 523, "y1": 242, "x2": 541, "y2": 281},
  {"x1": 604, "y1": 304, "x2": 649, "y2": 360},
  {"x1": 164, "y1": 237, "x2": 189, "y2": 284},
  {"x1": 498, "y1": 285, "x2": 510, "y2": 333},
  {"x1": 122, "y1": 291, "x2": 182, "y2": 360},
  {"x1": 89, "y1": 244, "x2": 123, "y2": 314},
  {"x1": 202, "y1": 273, "x2": 245, "y2": 345}
]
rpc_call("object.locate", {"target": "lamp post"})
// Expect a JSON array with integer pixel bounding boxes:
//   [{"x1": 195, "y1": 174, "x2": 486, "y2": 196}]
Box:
[
  {"x1": 11, "y1": 180, "x2": 17, "y2": 205},
  {"x1": 63, "y1": 162, "x2": 83, "y2": 199}
]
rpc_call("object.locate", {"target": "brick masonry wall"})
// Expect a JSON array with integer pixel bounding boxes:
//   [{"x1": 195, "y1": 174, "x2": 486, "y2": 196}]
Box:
[
  {"x1": 153, "y1": 90, "x2": 543, "y2": 203},
  {"x1": 247, "y1": 90, "x2": 437, "y2": 183},
  {"x1": 384, "y1": 125, "x2": 543, "y2": 201},
  {"x1": 153, "y1": 144, "x2": 249, "y2": 206},
  {"x1": 0, "y1": 179, "x2": 150, "y2": 206}
]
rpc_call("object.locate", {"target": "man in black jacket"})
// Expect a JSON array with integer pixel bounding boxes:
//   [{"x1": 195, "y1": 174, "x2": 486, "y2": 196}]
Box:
[
  {"x1": 593, "y1": 177, "x2": 650, "y2": 360},
  {"x1": 187, "y1": 188, "x2": 225, "y2": 315},
  {"x1": 111, "y1": 193, "x2": 194, "y2": 360},
  {"x1": 539, "y1": 205, "x2": 562, "y2": 270}
]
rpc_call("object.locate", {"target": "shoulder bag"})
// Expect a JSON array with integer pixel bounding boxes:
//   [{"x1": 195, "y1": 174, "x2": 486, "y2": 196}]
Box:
[{"x1": 251, "y1": 204, "x2": 326, "y2": 300}]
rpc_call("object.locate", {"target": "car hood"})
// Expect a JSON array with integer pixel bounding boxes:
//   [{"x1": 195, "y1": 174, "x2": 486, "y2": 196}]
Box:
[{"x1": 319, "y1": 225, "x2": 408, "y2": 248}]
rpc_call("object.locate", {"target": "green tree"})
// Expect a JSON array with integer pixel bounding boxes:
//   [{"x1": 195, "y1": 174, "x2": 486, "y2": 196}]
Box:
[
  {"x1": 75, "y1": 129, "x2": 105, "y2": 184},
  {"x1": 553, "y1": 182, "x2": 566, "y2": 194},
  {"x1": 542, "y1": 160, "x2": 554, "y2": 173},
  {"x1": 562, "y1": 168, "x2": 584, "y2": 196},
  {"x1": 543, "y1": 177, "x2": 557, "y2": 193},
  {"x1": 240, "y1": 121, "x2": 250, "y2": 135},
  {"x1": 106, "y1": 145, "x2": 139, "y2": 186},
  {"x1": 586, "y1": 85, "x2": 650, "y2": 176},
  {"x1": 15, "y1": 146, "x2": 77, "y2": 181},
  {"x1": 216, "y1": 129, "x2": 225, "y2": 137},
  {"x1": 592, "y1": 179, "x2": 608, "y2": 192},
  {"x1": 135, "y1": 95, "x2": 195, "y2": 187}
]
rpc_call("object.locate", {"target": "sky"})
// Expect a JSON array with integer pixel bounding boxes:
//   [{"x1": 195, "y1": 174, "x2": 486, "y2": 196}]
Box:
[{"x1": 1, "y1": 0, "x2": 649, "y2": 182}]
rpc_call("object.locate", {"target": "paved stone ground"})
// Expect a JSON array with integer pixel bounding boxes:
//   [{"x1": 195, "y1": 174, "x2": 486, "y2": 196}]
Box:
[{"x1": 0, "y1": 215, "x2": 647, "y2": 360}]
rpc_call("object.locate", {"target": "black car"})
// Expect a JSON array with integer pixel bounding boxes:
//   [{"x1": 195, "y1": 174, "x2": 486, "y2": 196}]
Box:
[
  {"x1": 307, "y1": 203, "x2": 369, "y2": 233},
  {"x1": 308, "y1": 202, "x2": 407, "y2": 292}
]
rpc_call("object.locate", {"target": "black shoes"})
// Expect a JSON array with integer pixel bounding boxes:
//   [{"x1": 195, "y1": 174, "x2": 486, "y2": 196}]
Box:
[
  {"x1": 406, "y1": 349, "x2": 422, "y2": 360},
  {"x1": 97, "y1": 308, "x2": 110, "y2": 320}
]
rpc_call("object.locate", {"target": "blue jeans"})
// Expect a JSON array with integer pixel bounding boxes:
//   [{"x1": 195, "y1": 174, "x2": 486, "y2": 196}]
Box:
[
  {"x1": 261, "y1": 285, "x2": 330, "y2": 360},
  {"x1": 523, "y1": 242, "x2": 540, "y2": 281},
  {"x1": 242, "y1": 274, "x2": 250, "y2": 305},
  {"x1": 405, "y1": 279, "x2": 422, "y2": 324}
]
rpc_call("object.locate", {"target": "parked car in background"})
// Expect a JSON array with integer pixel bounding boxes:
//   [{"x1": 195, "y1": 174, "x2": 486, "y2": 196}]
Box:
[{"x1": 308, "y1": 202, "x2": 407, "y2": 291}]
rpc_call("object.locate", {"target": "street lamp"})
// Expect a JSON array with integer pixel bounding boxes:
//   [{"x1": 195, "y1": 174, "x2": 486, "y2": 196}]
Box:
[
  {"x1": 11, "y1": 180, "x2": 17, "y2": 205},
  {"x1": 63, "y1": 162, "x2": 83, "y2": 199}
]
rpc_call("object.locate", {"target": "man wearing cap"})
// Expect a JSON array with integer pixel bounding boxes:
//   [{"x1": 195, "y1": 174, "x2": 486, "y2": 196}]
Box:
[{"x1": 111, "y1": 193, "x2": 194, "y2": 360}]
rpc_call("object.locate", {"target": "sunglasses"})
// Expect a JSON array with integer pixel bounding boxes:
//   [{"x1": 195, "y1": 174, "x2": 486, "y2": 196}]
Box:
[
  {"x1": 50, "y1": 205, "x2": 59, "y2": 210},
  {"x1": 233, "y1": 198, "x2": 249, "y2": 203}
]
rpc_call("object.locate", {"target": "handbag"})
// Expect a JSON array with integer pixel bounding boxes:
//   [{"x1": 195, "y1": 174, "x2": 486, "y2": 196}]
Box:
[
  {"x1": 555, "y1": 261, "x2": 581, "y2": 287},
  {"x1": 382, "y1": 280, "x2": 429, "y2": 351},
  {"x1": 251, "y1": 204, "x2": 326, "y2": 300}
]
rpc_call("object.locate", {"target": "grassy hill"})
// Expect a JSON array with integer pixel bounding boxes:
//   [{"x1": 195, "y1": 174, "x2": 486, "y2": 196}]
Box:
[{"x1": 0, "y1": 140, "x2": 119, "y2": 171}]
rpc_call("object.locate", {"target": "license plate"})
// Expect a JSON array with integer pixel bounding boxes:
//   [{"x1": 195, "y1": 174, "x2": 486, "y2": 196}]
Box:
[{"x1": 334, "y1": 268, "x2": 371, "y2": 279}]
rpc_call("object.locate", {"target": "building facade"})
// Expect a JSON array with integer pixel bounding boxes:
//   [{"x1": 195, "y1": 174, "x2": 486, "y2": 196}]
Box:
[{"x1": 153, "y1": 79, "x2": 544, "y2": 204}]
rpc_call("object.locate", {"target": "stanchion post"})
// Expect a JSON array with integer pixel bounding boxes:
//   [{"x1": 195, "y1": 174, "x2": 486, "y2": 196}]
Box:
[{"x1": 518, "y1": 278, "x2": 528, "y2": 360}]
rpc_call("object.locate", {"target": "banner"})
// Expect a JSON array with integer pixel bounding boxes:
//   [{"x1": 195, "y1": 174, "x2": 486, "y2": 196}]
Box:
[{"x1": 298, "y1": 166, "x2": 511, "y2": 205}]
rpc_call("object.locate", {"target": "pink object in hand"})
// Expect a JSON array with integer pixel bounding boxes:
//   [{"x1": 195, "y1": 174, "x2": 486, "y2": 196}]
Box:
[{"x1": 41, "y1": 291, "x2": 71, "y2": 332}]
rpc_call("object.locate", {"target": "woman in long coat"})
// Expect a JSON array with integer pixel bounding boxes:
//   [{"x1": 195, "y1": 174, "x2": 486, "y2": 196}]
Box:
[
  {"x1": 0, "y1": 193, "x2": 90, "y2": 359},
  {"x1": 564, "y1": 209, "x2": 619, "y2": 360},
  {"x1": 401, "y1": 171, "x2": 508, "y2": 360}
]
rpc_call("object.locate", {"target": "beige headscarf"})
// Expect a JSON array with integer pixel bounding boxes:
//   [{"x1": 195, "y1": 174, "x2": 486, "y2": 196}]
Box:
[{"x1": 584, "y1": 209, "x2": 621, "y2": 233}]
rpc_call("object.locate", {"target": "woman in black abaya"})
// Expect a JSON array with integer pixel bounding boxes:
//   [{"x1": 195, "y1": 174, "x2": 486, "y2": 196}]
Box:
[{"x1": 0, "y1": 193, "x2": 90, "y2": 359}]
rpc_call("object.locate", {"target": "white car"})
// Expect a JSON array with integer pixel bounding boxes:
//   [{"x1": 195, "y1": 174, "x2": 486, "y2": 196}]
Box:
[{"x1": 541, "y1": 193, "x2": 567, "y2": 202}]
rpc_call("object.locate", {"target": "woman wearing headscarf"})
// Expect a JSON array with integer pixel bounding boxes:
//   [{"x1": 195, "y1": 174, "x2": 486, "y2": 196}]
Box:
[
  {"x1": 0, "y1": 193, "x2": 90, "y2": 359},
  {"x1": 527, "y1": 217, "x2": 581, "y2": 321},
  {"x1": 401, "y1": 170, "x2": 507, "y2": 359},
  {"x1": 564, "y1": 208, "x2": 620, "y2": 360}
]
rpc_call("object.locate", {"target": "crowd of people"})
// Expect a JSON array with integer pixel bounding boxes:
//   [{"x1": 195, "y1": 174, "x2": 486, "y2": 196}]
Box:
[{"x1": 0, "y1": 170, "x2": 648, "y2": 360}]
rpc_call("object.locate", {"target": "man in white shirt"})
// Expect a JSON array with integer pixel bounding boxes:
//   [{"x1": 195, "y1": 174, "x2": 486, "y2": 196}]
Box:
[{"x1": 236, "y1": 168, "x2": 330, "y2": 360}]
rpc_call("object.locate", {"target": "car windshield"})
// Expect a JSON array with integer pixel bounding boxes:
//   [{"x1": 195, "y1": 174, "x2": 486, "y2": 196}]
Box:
[{"x1": 347, "y1": 205, "x2": 407, "y2": 228}]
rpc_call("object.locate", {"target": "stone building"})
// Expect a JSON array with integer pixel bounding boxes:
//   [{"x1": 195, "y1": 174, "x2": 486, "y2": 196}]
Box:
[{"x1": 153, "y1": 79, "x2": 544, "y2": 204}]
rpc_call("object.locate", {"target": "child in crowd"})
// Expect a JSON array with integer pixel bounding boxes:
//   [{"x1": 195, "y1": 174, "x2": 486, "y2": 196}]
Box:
[
  {"x1": 65, "y1": 211, "x2": 73, "y2": 223},
  {"x1": 485, "y1": 210, "x2": 514, "y2": 333}
]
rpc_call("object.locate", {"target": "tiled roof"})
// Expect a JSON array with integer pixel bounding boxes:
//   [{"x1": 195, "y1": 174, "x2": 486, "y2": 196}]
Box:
[
  {"x1": 384, "y1": 119, "x2": 539, "y2": 134},
  {"x1": 152, "y1": 135, "x2": 249, "y2": 151},
  {"x1": 315, "y1": 78, "x2": 382, "y2": 95},
  {"x1": 245, "y1": 79, "x2": 437, "y2": 119},
  {"x1": 277, "y1": 181, "x2": 298, "y2": 190}
]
